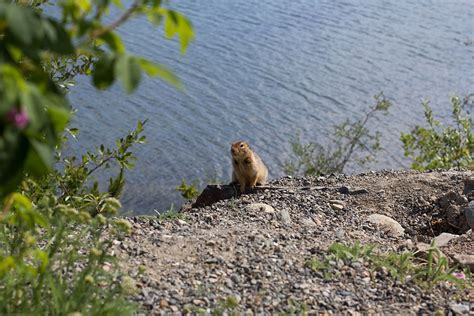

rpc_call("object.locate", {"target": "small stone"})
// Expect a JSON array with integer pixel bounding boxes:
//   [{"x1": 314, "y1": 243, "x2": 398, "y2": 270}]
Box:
[
  {"x1": 177, "y1": 219, "x2": 188, "y2": 225},
  {"x1": 159, "y1": 299, "x2": 169, "y2": 308},
  {"x1": 169, "y1": 305, "x2": 178, "y2": 312},
  {"x1": 453, "y1": 254, "x2": 474, "y2": 272},
  {"x1": 335, "y1": 229, "x2": 345, "y2": 240},
  {"x1": 330, "y1": 203, "x2": 344, "y2": 211},
  {"x1": 278, "y1": 209, "x2": 291, "y2": 225},
  {"x1": 367, "y1": 214, "x2": 405, "y2": 237},
  {"x1": 300, "y1": 218, "x2": 316, "y2": 227},
  {"x1": 192, "y1": 299, "x2": 204, "y2": 305},
  {"x1": 449, "y1": 303, "x2": 470, "y2": 315},
  {"x1": 432, "y1": 233, "x2": 459, "y2": 247},
  {"x1": 245, "y1": 203, "x2": 275, "y2": 214}
]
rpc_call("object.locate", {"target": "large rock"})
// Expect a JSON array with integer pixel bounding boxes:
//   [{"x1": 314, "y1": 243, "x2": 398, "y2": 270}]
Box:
[
  {"x1": 366, "y1": 214, "x2": 405, "y2": 237},
  {"x1": 453, "y1": 254, "x2": 474, "y2": 272},
  {"x1": 432, "y1": 233, "x2": 459, "y2": 247},
  {"x1": 464, "y1": 201, "x2": 474, "y2": 230}
]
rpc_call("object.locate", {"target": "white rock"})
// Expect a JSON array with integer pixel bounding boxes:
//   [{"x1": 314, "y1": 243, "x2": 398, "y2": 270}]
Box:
[
  {"x1": 450, "y1": 303, "x2": 470, "y2": 315},
  {"x1": 177, "y1": 219, "x2": 188, "y2": 226},
  {"x1": 245, "y1": 203, "x2": 275, "y2": 214},
  {"x1": 278, "y1": 209, "x2": 291, "y2": 225},
  {"x1": 432, "y1": 232, "x2": 459, "y2": 247},
  {"x1": 367, "y1": 214, "x2": 405, "y2": 237},
  {"x1": 300, "y1": 218, "x2": 316, "y2": 227}
]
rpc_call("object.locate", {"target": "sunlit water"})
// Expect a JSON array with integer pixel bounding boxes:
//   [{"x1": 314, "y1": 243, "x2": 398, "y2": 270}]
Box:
[{"x1": 68, "y1": 0, "x2": 474, "y2": 214}]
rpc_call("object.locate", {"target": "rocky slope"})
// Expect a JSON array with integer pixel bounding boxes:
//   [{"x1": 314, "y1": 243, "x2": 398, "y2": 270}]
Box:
[{"x1": 115, "y1": 170, "x2": 473, "y2": 315}]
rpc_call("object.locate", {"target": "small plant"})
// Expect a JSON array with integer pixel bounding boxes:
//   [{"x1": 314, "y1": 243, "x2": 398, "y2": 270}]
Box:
[
  {"x1": 283, "y1": 93, "x2": 391, "y2": 176},
  {"x1": 157, "y1": 210, "x2": 188, "y2": 222},
  {"x1": 401, "y1": 95, "x2": 473, "y2": 171},
  {"x1": 176, "y1": 179, "x2": 200, "y2": 201},
  {"x1": 212, "y1": 295, "x2": 240, "y2": 316},
  {"x1": 328, "y1": 241, "x2": 375, "y2": 262},
  {"x1": 413, "y1": 245, "x2": 461, "y2": 288},
  {"x1": 278, "y1": 299, "x2": 308, "y2": 316},
  {"x1": 306, "y1": 242, "x2": 469, "y2": 290},
  {"x1": 0, "y1": 123, "x2": 147, "y2": 314}
]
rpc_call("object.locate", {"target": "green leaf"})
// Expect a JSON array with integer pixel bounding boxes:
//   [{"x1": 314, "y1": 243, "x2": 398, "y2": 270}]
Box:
[
  {"x1": 163, "y1": 10, "x2": 195, "y2": 54},
  {"x1": 93, "y1": 53, "x2": 116, "y2": 90},
  {"x1": 111, "y1": 0, "x2": 125, "y2": 9},
  {"x1": 42, "y1": 19, "x2": 75, "y2": 54},
  {"x1": 98, "y1": 31, "x2": 125, "y2": 54},
  {"x1": 46, "y1": 98, "x2": 71, "y2": 134},
  {"x1": 6, "y1": 5, "x2": 37, "y2": 46},
  {"x1": 115, "y1": 54, "x2": 141, "y2": 94},
  {"x1": 25, "y1": 139, "x2": 53, "y2": 176},
  {"x1": 137, "y1": 58, "x2": 182, "y2": 89}
]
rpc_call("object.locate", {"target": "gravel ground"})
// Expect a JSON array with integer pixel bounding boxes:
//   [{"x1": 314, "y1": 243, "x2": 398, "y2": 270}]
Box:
[{"x1": 113, "y1": 170, "x2": 474, "y2": 315}]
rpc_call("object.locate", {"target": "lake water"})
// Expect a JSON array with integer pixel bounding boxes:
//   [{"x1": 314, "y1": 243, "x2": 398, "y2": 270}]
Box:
[{"x1": 69, "y1": 0, "x2": 474, "y2": 214}]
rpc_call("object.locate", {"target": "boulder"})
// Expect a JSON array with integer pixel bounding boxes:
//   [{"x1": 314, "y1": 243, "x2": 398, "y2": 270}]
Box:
[{"x1": 367, "y1": 214, "x2": 405, "y2": 237}]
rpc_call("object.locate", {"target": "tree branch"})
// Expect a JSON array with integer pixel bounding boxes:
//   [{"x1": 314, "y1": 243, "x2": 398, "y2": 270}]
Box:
[{"x1": 90, "y1": 0, "x2": 142, "y2": 39}]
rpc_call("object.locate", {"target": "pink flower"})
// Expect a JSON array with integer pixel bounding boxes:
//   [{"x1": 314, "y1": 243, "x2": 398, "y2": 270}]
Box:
[
  {"x1": 452, "y1": 271, "x2": 465, "y2": 280},
  {"x1": 6, "y1": 108, "x2": 29, "y2": 129}
]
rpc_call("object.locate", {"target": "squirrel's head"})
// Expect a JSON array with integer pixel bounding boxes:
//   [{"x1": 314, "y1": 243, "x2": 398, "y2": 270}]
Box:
[{"x1": 230, "y1": 141, "x2": 250, "y2": 157}]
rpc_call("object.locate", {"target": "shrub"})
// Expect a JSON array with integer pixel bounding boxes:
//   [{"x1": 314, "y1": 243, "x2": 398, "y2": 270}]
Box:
[
  {"x1": 282, "y1": 93, "x2": 391, "y2": 176},
  {"x1": 401, "y1": 95, "x2": 473, "y2": 171}
]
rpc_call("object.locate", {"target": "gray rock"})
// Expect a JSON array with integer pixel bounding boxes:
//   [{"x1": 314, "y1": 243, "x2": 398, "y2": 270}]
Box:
[
  {"x1": 464, "y1": 176, "x2": 474, "y2": 195},
  {"x1": 300, "y1": 218, "x2": 317, "y2": 227},
  {"x1": 415, "y1": 242, "x2": 447, "y2": 262},
  {"x1": 367, "y1": 214, "x2": 405, "y2": 237},
  {"x1": 432, "y1": 233, "x2": 459, "y2": 247},
  {"x1": 464, "y1": 201, "x2": 474, "y2": 229},
  {"x1": 449, "y1": 303, "x2": 470, "y2": 315},
  {"x1": 278, "y1": 209, "x2": 291, "y2": 225},
  {"x1": 453, "y1": 254, "x2": 474, "y2": 272},
  {"x1": 245, "y1": 203, "x2": 275, "y2": 214}
]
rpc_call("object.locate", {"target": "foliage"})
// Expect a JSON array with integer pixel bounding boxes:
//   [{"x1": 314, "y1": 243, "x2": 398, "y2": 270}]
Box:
[
  {"x1": 183, "y1": 296, "x2": 240, "y2": 316},
  {"x1": 401, "y1": 95, "x2": 473, "y2": 171},
  {"x1": 282, "y1": 93, "x2": 391, "y2": 176},
  {"x1": 176, "y1": 179, "x2": 200, "y2": 201},
  {"x1": 306, "y1": 242, "x2": 468, "y2": 289},
  {"x1": 0, "y1": 123, "x2": 146, "y2": 314},
  {"x1": 157, "y1": 210, "x2": 188, "y2": 222},
  {"x1": 0, "y1": 0, "x2": 194, "y2": 197}
]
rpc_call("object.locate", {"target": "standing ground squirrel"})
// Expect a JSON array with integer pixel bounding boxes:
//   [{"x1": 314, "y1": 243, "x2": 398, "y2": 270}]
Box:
[{"x1": 230, "y1": 141, "x2": 268, "y2": 193}]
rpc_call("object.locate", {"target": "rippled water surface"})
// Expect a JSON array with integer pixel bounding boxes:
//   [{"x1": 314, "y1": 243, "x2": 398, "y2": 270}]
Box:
[{"x1": 69, "y1": 0, "x2": 474, "y2": 214}]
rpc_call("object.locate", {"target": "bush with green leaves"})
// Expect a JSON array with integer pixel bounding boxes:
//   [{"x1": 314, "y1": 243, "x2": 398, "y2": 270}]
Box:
[
  {"x1": 0, "y1": 122, "x2": 147, "y2": 314},
  {"x1": 401, "y1": 95, "x2": 473, "y2": 171},
  {"x1": 282, "y1": 93, "x2": 391, "y2": 176},
  {"x1": 0, "y1": 0, "x2": 193, "y2": 197},
  {"x1": 176, "y1": 179, "x2": 200, "y2": 201},
  {"x1": 0, "y1": 0, "x2": 194, "y2": 313}
]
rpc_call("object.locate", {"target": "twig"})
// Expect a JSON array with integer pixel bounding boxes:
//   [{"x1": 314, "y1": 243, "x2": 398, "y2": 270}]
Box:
[{"x1": 90, "y1": 0, "x2": 141, "y2": 39}]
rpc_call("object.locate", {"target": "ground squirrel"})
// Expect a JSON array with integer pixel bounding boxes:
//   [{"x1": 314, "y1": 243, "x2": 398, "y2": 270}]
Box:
[{"x1": 230, "y1": 141, "x2": 268, "y2": 193}]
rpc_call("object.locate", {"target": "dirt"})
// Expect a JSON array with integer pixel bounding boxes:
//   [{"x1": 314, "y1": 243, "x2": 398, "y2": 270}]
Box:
[{"x1": 114, "y1": 169, "x2": 473, "y2": 315}]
